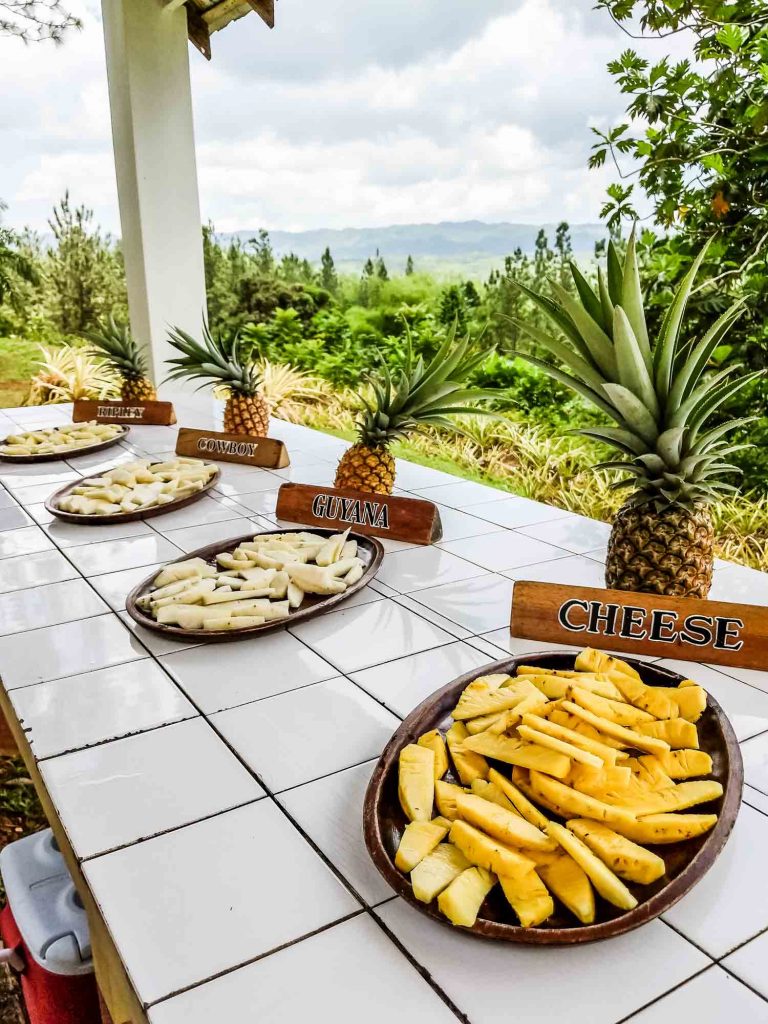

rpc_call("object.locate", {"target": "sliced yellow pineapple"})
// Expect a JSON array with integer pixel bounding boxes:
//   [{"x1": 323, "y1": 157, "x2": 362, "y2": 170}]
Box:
[
  {"x1": 610, "y1": 674, "x2": 679, "y2": 720},
  {"x1": 417, "y1": 729, "x2": 449, "y2": 780},
  {"x1": 647, "y1": 749, "x2": 712, "y2": 780},
  {"x1": 562, "y1": 701, "x2": 670, "y2": 754},
  {"x1": 652, "y1": 685, "x2": 707, "y2": 722},
  {"x1": 521, "y1": 713, "x2": 624, "y2": 766},
  {"x1": 538, "y1": 853, "x2": 595, "y2": 924},
  {"x1": 517, "y1": 724, "x2": 603, "y2": 769},
  {"x1": 547, "y1": 822, "x2": 638, "y2": 911},
  {"x1": 398, "y1": 744, "x2": 435, "y2": 822},
  {"x1": 434, "y1": 780, "x2": 467, "y2": 820},
  {"x1": 411, "y1": 843, "x2": 471, "y2": 902},
  {"x1": 470, "y1": 778, "x2": 519, "y2": 814},
  {"x1": 452, "y1": 685, "x2": 528, "y2": 721},
  {"x1": 520, "y1": 672, "x2": 623, "y2": 702},
  {"x1": 454, "y1": 792, "x2": 554, "y2": 851},
  {"x1": 567, "y1": 686, "x2": 653, "y2": 728},
  {"x1": 449, "y1": 820, "x2": 536, "y2": 878},
  {"x1": 431, "y1": 815, "x2": 453, "y2": 830},
  {"x1": 608, "y1": 812, "x2": 718, "y2": 845},
  {"x1": 395, "y1": 820, "x2": 448, "y2": 872},
  {"x1": 569, "y1": 763, "x2": 632, "y2": 797},
  {"x1": 487, "y1": 768, "x2": 551, "y2": 831},
  {"x1": 626, "y1": 756, "x2": 675, "y2": 791},
  {"x1": 446, "y1": 722, "x2": 488, "y2": 785},
  {"x1": 499, "y1": 869, "x2": 554, "y2": 927},
  {"x1": 567, "y1": 819, "x2": 666, "y2": 884},
  {"x1": 575, "y1": 648, "x2": 642, "y2": 682},
  {"x1": 462, "y1": 733, "x2": 571, "y2": 779},
  {"x1": 437, "y1": 866, "x2": 496, "y2": 927},
  {"x1": 529, "y1": 771, "x2": 636, "y2": 830},
  {"x1": 619, "y1": 779, "x2": 722, "y2": 815},
  {"x1": 636, "y1": 719, "x2": 699, "y2": 749}
]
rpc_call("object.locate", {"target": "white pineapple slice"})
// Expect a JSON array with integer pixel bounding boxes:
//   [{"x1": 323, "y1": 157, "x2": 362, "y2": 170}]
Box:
[{"x1": 287, "y1": 582, "x2": 305, "y2": 609}]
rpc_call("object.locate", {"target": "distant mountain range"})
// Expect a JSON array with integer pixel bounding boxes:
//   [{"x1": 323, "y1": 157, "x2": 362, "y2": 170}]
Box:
[{"x1": 225, "y1": 220, "x2": 606, "y2": 276}]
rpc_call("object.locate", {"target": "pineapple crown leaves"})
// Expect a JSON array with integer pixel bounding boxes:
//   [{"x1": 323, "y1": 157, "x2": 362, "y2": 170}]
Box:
[
  {"x1": 509, "y1": 226, "x2": 764, "y2": 509},
  {"x1": 355, "y1": 320, "x2": 503, "y2": 447},
  {"x1": 164, "y1": 322, "x2": 262, "y2": 396},
  {"x1": 82, "y1": 315, "x2": 149, "y2": 379}
]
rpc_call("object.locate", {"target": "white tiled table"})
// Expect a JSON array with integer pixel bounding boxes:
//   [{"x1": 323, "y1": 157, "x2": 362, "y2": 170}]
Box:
[{"x1": 2, "y1": 396, "x2": 768, "y2": 1024}]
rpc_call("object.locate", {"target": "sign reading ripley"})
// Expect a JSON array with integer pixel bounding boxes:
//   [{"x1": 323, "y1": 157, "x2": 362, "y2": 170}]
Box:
[
  {"x1": 73, "y1": 398, "x2": 177, "y2": 425},
  {"x1": 510, "y1": 580, "x2": 768, "y2": 671},
  {"x1": 175, "y1": 428, "x2": 289, "y2": 468},
  {"x1": 276, "y1": 482, "x2": 443, "y2": 545}
]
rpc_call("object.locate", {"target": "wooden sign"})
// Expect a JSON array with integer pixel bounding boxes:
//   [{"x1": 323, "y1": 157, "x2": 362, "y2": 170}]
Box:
[
  {"x1": 73, "y1": 399, "x2": 176, "y2": 426},
  {"x1": 275, "y1": 482, "x2": 442, "y2": 545},
  {"x1": 175, "y1": 427, "x2": 289, "y2": 468},
  {"x1": 511, "y1": 580, "x2": 768, "y2": 672}
]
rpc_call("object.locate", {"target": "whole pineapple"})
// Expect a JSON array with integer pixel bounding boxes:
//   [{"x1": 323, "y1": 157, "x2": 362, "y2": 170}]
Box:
[
  {"x1": 165, "y1": 323, "x2": 269, "y2": 436},
  {"x1": 335, "y1": 322, "x2": 499, "y2": 494},
  {"x1": 512, "y1": 230, "x2": 759, "y2": 599},
  {"x1": 84, "y1": 316, "x2": 157, "y2": 401}
]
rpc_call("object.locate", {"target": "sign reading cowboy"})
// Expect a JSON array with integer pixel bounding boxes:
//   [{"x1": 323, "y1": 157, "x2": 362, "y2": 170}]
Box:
[
  {"x1": 510, "y1": 580, "x2": 768, "y2": 671},
  {"x1": 175, "y1": 428, "x2": 289, "y2": 468},
  {"x1": 276, "y1": 482, "x2": 443, "y2": 545}
]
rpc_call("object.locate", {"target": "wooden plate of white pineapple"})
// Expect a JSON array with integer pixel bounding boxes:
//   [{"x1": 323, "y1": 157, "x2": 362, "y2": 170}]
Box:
[
  {"x1": 46, "y1": 457, "x2": 220, "y2": 523},
  {"x1": 126, "y1": 527, "x2": 385, "y2": 641},
  {"x1": 0, "y1": 422, "x2": 128, "y2": 462}
]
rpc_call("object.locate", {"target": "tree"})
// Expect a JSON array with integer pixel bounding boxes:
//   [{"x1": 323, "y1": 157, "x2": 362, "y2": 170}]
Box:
[
  {"x1": 1, "y1": 0, "x2": 80, "y2": 42},
  {"x1": 0, "y1": 201, "x2": 38, "y2": 310},
  {"x1": 249, "y1": 228, "x2": 274, "y2": 275},
  {"x1": 374, "y1": 248, "x2": 389, "y2": 281},
  {"x1": 405, "y1": 254, "x2": 415, "y2": 275},
  {"x1": 45, "y1": 193, "x2": 126, "y2": 335},
  {"x1": 591, "y1": 0, "x2": 768, "y2": 364},
  {"x1": 320, "y1": 246, "x2": 338, "y2": 291}
]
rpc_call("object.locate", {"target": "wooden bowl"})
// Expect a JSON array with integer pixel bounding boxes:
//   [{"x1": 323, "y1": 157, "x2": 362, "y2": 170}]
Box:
[
  {"x1": 45, "y1": 461, "x2": 221, "y2": 525},
  {"x1": 364, "y1": 652, "x2": 743, "y2": 944},
  {"x1": 126, "y1": 527, "x2": 385, "y2": 643},
  {"x1": 0, "y1": 425, "x2": 129, "y2": 463}
]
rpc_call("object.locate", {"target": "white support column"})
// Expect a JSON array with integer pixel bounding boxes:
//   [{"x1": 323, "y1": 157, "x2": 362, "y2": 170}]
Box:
[{"x1": 101, "y1": 0, "x2": 207, "y2": 386}]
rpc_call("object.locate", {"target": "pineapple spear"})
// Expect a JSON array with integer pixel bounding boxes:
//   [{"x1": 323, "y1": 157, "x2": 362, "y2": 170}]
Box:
[
  {"x1": 509, "y1": 229, "x2": 761, "y2": 598},
  {"x1": 334, "y1": 321, "x2": 502, "y2": 494}
]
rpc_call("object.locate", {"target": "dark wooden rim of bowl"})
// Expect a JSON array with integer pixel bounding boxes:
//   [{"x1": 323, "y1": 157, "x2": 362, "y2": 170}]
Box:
[
  {"x1": 125, "y1": 526, "x2": 385, "y2": 642},
  {"x1": 363, "y1": 651, "x2": 743, "y2": 945},
  {"x1": 44, "y1": 460, "x2": 222, "y2": 524},
  {"x1": 0, "y1": 425, "x2": 130, "y2": 463}
]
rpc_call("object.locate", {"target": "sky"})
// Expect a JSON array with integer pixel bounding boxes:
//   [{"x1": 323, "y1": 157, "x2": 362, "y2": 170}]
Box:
[{"x1": 0, "y1": 0, "x2": 687, "y2": 236}]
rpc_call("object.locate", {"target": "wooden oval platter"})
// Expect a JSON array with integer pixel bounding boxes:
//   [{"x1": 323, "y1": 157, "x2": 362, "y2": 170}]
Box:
[
  {"x1": 364, "y1": 651, "x2": 742, "y2": 945},
  {"x1": 45, "y1": 461, "x2": 221, "y2": 525},
  {"x1": 0, "y1": 424, "x2": 129, "y2": 463},
  {"x1": 126, "y1": 527, "x2": 385, "y2": 642}
]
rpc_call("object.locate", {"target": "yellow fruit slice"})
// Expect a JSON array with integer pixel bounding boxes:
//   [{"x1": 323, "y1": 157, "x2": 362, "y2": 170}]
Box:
[
  {"x1": 434, "y1": 780, "x2": 466, "y2": 820},
  {"x1": 567, "y1": 818, "x2": 665, "y2": 884},
  {"x1": 463, "y1": 733, "x2": 571, "y2": 779},
  {"x1": 517, "y1": 724, "x2": 604, "y2": 769},
  {"x1": 620, "y1": 779, "x2": 723, "y2": 816},
  {"x1": 395, "y1": 820, "x2": 449, "y2": 872},
  {"x1": 446, "y1": 722, "x2": 488, "y2": 785},
  {"x1": 417, "y1": 730, "x2": 449, "y2": 780},
  {"x1": 538, "y1": 853, "x2": 595, "y2": 924},
  {"x1": 437, "y1": 866, "x2": 496, "y2": 927},
  {"x1": 449, "y1": 820, "x2": 536, "y2": 878},
  {"x1": 547, "y1": 821, "x2": 638, "y2": 911},
  {"x1": 562, "y1": 701, "x2": 670, "y2": 754},
  {"x1": 568, "y1": 686, "x2": 653, "y2": 728},
  {"x1": 609, "y1": 813, "x2": 718, "y2": 845},
  {"x1": 529, "y1": 771, "x2": 636, "y2": 830},
  {"x1": 522, "y1": 713, "x2": 624, "y2": 765},
  {"x1": 411, "y1": 843, "x2": 471, "y2": 902},
  {"x1": 499, "y1": 870, "x2": 554, "y2": 927},
  {"x1": 636, "y1": 719, "x2": 699, "y2": 750},
  {"x1": 647, "y1": 749, "x2": 712, "y2": 780},
  {"x1": 488, "y1": 768, "x2": 551, "y2": 831},
  {"x1": 454, "y1": 792, "x2": 554, "y2": 851},
  {"x1": 398, "y1": 744, "x2": 435, "y2": 822},
  {"x1": 470, "y1": 778, "x2": 520, "y2": 814}
]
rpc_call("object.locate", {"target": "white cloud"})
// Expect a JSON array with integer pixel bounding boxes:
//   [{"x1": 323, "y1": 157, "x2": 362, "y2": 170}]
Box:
[{"x1": 0, "y1": 0, "x2": 690, "y2": 237}]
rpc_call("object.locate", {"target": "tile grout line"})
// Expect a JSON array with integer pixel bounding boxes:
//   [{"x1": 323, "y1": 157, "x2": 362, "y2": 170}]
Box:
[{"x1": 612, "y1": 963, "x2": 717, "y2": 1023}]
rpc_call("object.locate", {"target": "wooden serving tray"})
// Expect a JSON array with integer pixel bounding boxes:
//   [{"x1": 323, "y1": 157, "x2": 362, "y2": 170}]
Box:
[
  {"x1": 0, "y1": 425, "x2": 130, "y2": 463},
  {"x1": 364, "y1": 652, "x2": 743, "y2": 945},
  {"x1": 45, "y1": 461, "x2": 221, "y2": 525},
  {"x1": 126, "y1": 527, "x2": 385, "y2": 643}
]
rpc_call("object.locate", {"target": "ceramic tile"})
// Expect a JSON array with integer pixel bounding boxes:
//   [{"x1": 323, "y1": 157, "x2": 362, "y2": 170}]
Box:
[
  {"x1": 708, "y1": 662, "x2": 768, "y2": 696},
  {"x1": 0, "y1": 614, "x2": 146, "y2": 689},
  {"x1": 657, "y1": 660, "x2": 768, "y2": 743},
  {"x1": 121, "y1": 426, "x2": 179, "y2": 453},
  {"x1": 41, "y1": 717, "x2": 264, "y2": 859},
  {"x1": 279, "y1": 760, "x2": 394, "y2": 906},
  {"x1": 459, "y1": 494, "x2": 571, "y2": 529},
  {"x1": 212, "y1": 676, "x2": 399, "y2": 792},
  {"x1": 117, "y1": 610, "x2": 205, "y2": 657},
  {"x1": 741, "y1": 733, "x2": 768, "y2": 795},
  {"x1": 161, "y1": 631, "x2": 338, "y2": 713},
  {"x1": 723, "y1": 932, "x2": 768, "y2": 1001},
  {"x1": 504, "y1": 553, "x2": 607, "y2": 587},
  {"x1": 625, "y1": 967, "x2": 768, "y2": 1023},
  {"x1": 89, "y1": 564, "x2": 164, "y2": 612},
  {"x1": 0, "y1": 524, "x2": 54, "y2": 559},
  {"x1": 5, "y1": 480, "x2": 68, "y2": 506},
  {"x1": 228, "y1": 488, "x2": 280, "y2": 515},
  {"x1": 480, "y1": 629, "x2": 581, "y2": 657},
  {"x1": 23, "y1": 503, "x2": 54, "y2": 525},
  {"x1": 0, "y1": 549, "x2": 77, "y2": 594},
  {"x1": 0, "y1": 506, "x2": 33, "y2": 531},
  {"x1": 390, "y1": 593, "x2": 473, "y2": 639},
  {"x1": 0, "y1": 579, "x2": 106, "y2": 636},
  {"x1": 743, "y1": 784, "x2": 768, "y2": 816},
  {"x1": 64, "y1": 535, "x2": 182, "y2": 576},
  {"x1": 378, "y1": 900, "x2": 708, "y2": 1024},
  {"x1": 412, "y1": 479, "x2": 511, "y2": 508},
  {"x1": 83, "y1": 801, "x2": 359, "y2": 1004},
  {"x1": 663, "y1": 804, "x2": 768, "y2": 957},
  {"x1": 440, "y1": 531, "x2": 566, "y2": 572},
  {"x1": 0, "y1": 464, "x2": 77, "y2": 485},
  {"x1": 271, "y1": 464, "x2": 335, "y2": 486},
  {"x1": 409, "y1": 574, "x2": 515, "y2": 634},
  {"x1": 289, "y1": 600, "x2": 456, "y2": 673},
  {"x1": 139, "y1": 494, "x2": 245, "y2": 532},
  {"x1": 429, "y1": 503, "x2": 502, "y2": 542},
  {"x1": 148, "y1": 914, "x2": 453, "y2": 1024},
  {"x1": 0, "y1": 490, "x2": 18, "y2": 509},
  {"x1": 10, "y1": 659, "x2": 196, "y2": 759},
  {"x1": 517, "y1": 513, "x2": 612, "y2": 554},
  {"x1": 710, "y1": 563, "x2": 768, "y2": 607},
  {"x1": 210, "y1": 466, "x2": 282, "y2": 497},
  {"x1": 159, "y1": 517, "x2": 264, "y2": 553},
  {"x1": 349, "y1": 641, "x2": 492, "y2": 718},
  {"x1": 375, "y1": 545, "x2": 487, "y2": 593}
]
